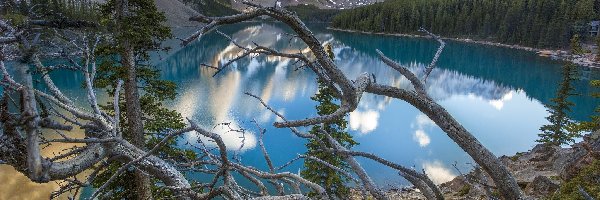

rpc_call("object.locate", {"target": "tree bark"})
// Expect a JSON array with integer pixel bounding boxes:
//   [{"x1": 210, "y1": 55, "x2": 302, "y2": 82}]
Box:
[
  {"x1": 117, "y1": 0, "x2": 153, "y2": 199},
  {"x1": 121, "y1": 41, "x2": 154, "y2": 200},
  {"x1": 16, "y1": 61, "x2": 44, "y2": 182},
  {"x1": 186, "y1": 7, "x2": 524, "y2": 199},
  {"x1": 366, "y1": 84, "x2": 522, "y2": 199}
]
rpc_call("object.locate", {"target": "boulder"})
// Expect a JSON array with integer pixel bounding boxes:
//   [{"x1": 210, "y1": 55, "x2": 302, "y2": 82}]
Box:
[
  {"x1": 529, "y1": 143, "x2": 557, "y2": 162},
  {"x1": 524, "y1": 176, "x2": 559, "y2": 197},
  {"x1": 560, "y1": 131, "x2": 600, "y2": 180}
]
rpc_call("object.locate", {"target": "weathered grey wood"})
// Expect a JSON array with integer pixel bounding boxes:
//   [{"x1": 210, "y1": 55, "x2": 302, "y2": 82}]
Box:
[{"x1": 0, "y1": 3, "x2": 527, "y2": 199}]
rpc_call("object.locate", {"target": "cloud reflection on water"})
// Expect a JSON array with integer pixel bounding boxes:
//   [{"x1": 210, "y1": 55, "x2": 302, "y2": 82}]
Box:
[
  {"x1": 422, "y1": 160, "x2": 457, "y2": 184},
  {"x1": 172, "y1": 23, "x2": 520, "y2": 152},
  {"x1": 488, "y1": 91, "x2": 515, "y2": 110},
  {"x1": 349, "y1": 110, "x2": 380, "y2": 134},
  {"x1": 411, "y1": 114, "x2": 436, "y2": 147},
  {"x1": 2, "y1": 22, "x2": 593, "y2": 198},
  {"x1": 158, "y1": 23, "x2": 558, "y2": 187}
]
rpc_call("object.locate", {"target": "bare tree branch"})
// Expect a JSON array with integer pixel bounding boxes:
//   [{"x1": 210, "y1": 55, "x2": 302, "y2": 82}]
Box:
[
  {"x1": 185, "y1": 5, "x2": 522, "y2": 199},
  {"x1": 418, "y1": 27, "x2": 445, "y2": 82},
  {"x1": 0, "y1": 4, "x2": 526, "y2": 200},
  {"x1": 89, "y1": 126, "x2": 194, "y2": 200}
]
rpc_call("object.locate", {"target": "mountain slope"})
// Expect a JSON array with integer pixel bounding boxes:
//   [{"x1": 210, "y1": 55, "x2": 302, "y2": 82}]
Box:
[
  {"x1": 154, "y1": 0, "x2": 201, "y2": 27},
  {"x1": 180, "y1": 0, "x2": 239, "y2": 17},
  {"x1": 92, "y1": 0, "x2": 201, "y2": 27}
]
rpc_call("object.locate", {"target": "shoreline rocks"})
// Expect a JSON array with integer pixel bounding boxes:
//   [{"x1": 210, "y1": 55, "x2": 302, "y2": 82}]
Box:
[{"x1": 350, "y1": 131, "x2": 600, "y2": 199}]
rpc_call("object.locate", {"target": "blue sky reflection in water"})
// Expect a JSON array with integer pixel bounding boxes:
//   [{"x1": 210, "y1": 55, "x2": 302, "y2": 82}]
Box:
[{"x1": 156, "y1": 22, "x2": 599, "y2": 188}]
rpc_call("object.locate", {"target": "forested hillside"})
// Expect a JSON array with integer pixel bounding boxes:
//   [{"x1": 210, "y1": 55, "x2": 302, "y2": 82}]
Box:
[
  {"x1": 286, "y1": 5, "x2": 340, "y2": 22},
  {"x1": 331, "y1": 0, "x2": 600, "y2": 48},
  {"x1": 2, "y1": 0, "x2": 98, "y2": 21},
  {"x1": 229, "y1": 0, "x2": 383, "y2": 10},
  {"x1": 180, "y1": 0, "x2": 238, "y2": 16}
]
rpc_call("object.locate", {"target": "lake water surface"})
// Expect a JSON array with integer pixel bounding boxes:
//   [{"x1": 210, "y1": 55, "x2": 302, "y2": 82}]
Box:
[
  {"x1": 154, "y1": 22, "x2": 600, "y2": 187},
  {"x1": 3, "y1": 22, "x2": 600, "y2": 198}
]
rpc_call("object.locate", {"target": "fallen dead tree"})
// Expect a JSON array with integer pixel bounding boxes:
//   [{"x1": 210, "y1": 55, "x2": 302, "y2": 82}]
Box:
[{"x1": 0, "y1": 1, "x2": 523, "y2": 199}]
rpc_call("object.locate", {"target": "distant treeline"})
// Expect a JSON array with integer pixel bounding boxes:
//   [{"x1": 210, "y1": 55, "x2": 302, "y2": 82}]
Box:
[
  {"x1": 286, "y1": 5, "x2": 340, "y2": 23},
  {"x1": 331, "y1": 0, "x2": 600, "y2": 48},
  {"x1": 2, "y1": 0, "x2": 99, "y2": 21},
  {"x1": 181, "y1": 0, "x2": 239, "y2": 16}
]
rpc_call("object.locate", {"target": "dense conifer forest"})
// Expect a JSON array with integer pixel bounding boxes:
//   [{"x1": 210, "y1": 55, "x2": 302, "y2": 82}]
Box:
[
  {"x1": 286, "y1": 5, "x2": 340, "y2": 22},
  {"x1": 181, "y1": 0, "x2": 239, "y2": 16},
  {"x1": 331, "y1": 0, "x2": 600, "y2": 48}
]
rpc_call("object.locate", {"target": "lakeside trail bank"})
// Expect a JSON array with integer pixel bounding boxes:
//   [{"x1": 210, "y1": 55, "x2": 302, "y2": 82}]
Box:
[{"x1": 327, "y1": 27, "x2": 600, "y2": 69}]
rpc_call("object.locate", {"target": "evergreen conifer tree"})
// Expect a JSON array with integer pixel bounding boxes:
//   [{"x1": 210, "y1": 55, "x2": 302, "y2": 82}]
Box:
[
  {"x1": 330, "y1": 0, "x2": 600, "y2": 48},
  {"x1": 595, "y1": 36, "x2": 600, "y2": 61},
  {"x1": 571, "y1": 34, "x2": 585, "y2": 55},
  {"x1": 301, "y1": 44, "x2": 358, "y2": 198},
  {"x1": 91, "y1": 0, "x2": 194, "y2": 198},
  {"x1": 538, "y1": 62, "x2": 581, "y2": 145}
]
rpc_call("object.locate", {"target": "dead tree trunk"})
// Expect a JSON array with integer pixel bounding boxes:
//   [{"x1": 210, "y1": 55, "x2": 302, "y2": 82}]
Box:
[
  {"x1": 366, "y1": 84, "x2": 523, "y2": 199},
  {"x1": 16, "y1": 61, "x2": 44, "y2": 182},
  {"x1": 183, "y1": 4, "x2": 524, "y2": 199}
]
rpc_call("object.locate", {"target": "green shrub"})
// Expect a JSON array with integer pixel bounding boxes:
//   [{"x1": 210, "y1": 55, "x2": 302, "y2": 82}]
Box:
[
  {"x1": 552, "y1": 160, "x2": 600, "y2": 199},
  {"x1": 457, "y1": 185, "x2": 471, "y2": 196},
  {"x1": 2, "y1": 13, "x2": 28, "y2": 27}
]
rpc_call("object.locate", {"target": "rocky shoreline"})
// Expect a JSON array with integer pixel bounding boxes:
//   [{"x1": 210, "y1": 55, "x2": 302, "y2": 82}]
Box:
[
  {"x1": 327, "y1": 27, "x2": 600, "y2": 69},
  {"x1": 349, "y1": 131, "x2": 600, "y2": 199}
]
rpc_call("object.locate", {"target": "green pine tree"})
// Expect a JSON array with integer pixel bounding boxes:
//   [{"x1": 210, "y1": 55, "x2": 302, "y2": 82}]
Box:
[
  {"x1": 595, "y1": 36, "x2": 600, "y2": 62},
  {"x1": 90, "y1": 0, "x2": 195, "y2": 198},
  {"x1": 301, "y1": 44, "x2": 358, "y2": 198},
  {"x1": 538, "y1": 62, "x2": 581, "y2": 145},
  {"x1": 330, "y1": 0, "x2": 600, "y2": 48},
  {"x1": 571, "y1": 34, "x2": 585, "y2": 55}
]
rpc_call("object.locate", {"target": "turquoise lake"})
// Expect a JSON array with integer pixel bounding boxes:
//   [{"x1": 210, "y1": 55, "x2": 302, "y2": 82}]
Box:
[{"x1": 35, "y1": 22, "x2": 600, "y2": 190}]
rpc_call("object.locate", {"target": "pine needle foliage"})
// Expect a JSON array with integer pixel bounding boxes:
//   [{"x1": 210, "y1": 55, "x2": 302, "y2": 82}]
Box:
[
  {"x1": 595, "y1": 37, "x2": 600, "y2": 62},
  {"x1": 571, "y1": 34, "x2": 586, "y2": 55},
  {"x1": 551, "y1": 160, "x2": 600, "y2": 199},
  {"x1": 538, "y1": 62, "x2": 581, "y2": 146},
  {"x1": 301, "y1": 44, "x2": 358, "y2": 198},
  {"x1": 91, "y1": 0, "x2": 195, "y2": 198},
  {"x1": 331, "y1": 0, "x2": 600, "y2": 48}
]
